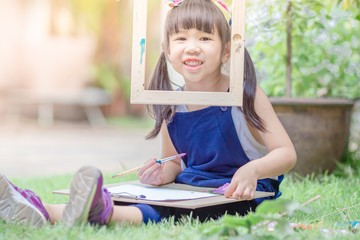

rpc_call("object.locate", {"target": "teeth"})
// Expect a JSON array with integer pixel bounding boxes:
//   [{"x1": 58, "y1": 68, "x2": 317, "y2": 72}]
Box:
[{"x1": 185, "y1": 61, "x2": 202, "y2": 66}]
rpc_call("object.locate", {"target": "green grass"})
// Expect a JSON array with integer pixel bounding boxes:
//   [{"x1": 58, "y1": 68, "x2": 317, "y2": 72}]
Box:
[{"x1": 1, "y1": 173, "x2": 359, "y2": 240}]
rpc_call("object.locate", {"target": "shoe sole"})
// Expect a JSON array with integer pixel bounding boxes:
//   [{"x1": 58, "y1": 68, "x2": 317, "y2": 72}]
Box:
[
  {"x1": 61, "y1": 166, "x2": 101, "y2": 227},
  {"x1": 0, "y1": 173, "x2": 46, "y2": 227}
]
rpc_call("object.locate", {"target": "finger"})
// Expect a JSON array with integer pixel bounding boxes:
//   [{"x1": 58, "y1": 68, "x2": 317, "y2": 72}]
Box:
[
  {"x1": 232, "y1": 185, "x2": 245, "y2": 199},
  {"x1": 146, "y1": 166, "x2": 163, "y2": 183},
  {"x1": 159, "y1": 162, "x2": 165, "y2": 172},
  {"x1": 139, "y1": 162, "x2": 161, "y2": 181},
  {"x1": 138, "y1": 158, "x2": 157, "y2": 176},
  {"x1": 240, "y1": 187, "x2": 254, "y2": 200},
  {"x1": 147, "y1": 162, "x2": 162, "y2": 177},
  {"x1": 224, "y1": 182, "x2": 237, "y2": 198}
]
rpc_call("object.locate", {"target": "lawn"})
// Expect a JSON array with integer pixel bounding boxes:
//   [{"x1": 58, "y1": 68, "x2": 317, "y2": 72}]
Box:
[{"x1": 1, "y1": 172, "x2": 359, "y2": 240}]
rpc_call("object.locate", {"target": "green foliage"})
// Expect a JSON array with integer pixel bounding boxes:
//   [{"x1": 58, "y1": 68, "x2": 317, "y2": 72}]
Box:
[
  {"x1": 335, "y1": 150, "x2": 360, "y2": 178},
  {"x1": 64, "y1": 0, "x2": 131, "y2": 99},
  {"x1": 222, "y1": 213, "x2": 264, "y2": 230},
  {"x1": 201, "y1": 173, "x2": 360, "y2": 239},
  {"x1": 247, "y1": 0, "x2": 360, "y2": 98},
  {"x1": 256, "y1": 199, "x2": 305, "y2": 216},
  {"x1": 201, "y1": 199, "x2": 308, "y2": 238},
  {"x1": 91, "y1": 64, "x2": 131, "y2": 98},
  {"x1": 338, "y1": 0, "x2": 360, "y2": 19},
  {"x1": 65, "y1": 0, "x2": 106, "y2": 34}
]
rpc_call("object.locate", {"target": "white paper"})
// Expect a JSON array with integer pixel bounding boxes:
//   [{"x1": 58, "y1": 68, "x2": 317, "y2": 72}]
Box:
[{"x1": 107, "y1": 184, "x2": 218, "y2": 201}]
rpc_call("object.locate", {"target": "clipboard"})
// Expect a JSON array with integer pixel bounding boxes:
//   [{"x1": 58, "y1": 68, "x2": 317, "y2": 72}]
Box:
[{"x1": 53, "y1": 180, "x2": 275, "y2": 210}]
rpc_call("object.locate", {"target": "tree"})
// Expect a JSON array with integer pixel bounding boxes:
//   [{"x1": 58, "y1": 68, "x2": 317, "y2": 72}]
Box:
[{"x1": 247, "y1": 0, "x2": 360, "y2": 98}]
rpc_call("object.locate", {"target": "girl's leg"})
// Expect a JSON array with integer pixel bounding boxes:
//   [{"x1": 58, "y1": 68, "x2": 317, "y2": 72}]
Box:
[
  {"x1": 44, "y1": 203, "x2": 144, "y2": 225},
  {"x1": 111, "y1": 205, "x2": 143, "y2": 225},
  {"x1": 1, "y1": 168, "x2": 144, "y2": 227},
  {"x1": 43, "y1": 203, "x2": 66, "y2": 224}
]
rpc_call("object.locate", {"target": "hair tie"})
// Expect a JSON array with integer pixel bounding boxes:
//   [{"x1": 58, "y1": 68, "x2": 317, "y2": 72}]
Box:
[
  {"x1": 166, "y1": 0, "x2": 182, "y2": 7},
  {"x1": 164, "y1": 0, "x2": 232, "y2": 26}
]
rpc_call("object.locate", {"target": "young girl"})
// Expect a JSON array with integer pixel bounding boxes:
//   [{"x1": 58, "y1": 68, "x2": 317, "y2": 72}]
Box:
[{"x1": 0, "y1": 0, "x2": 296, "y2": 227}]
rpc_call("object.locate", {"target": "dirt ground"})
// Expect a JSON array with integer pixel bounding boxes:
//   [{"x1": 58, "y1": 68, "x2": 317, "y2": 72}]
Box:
[{"x1": 0, "y1": 119, "x2": 160, "y2": 177}]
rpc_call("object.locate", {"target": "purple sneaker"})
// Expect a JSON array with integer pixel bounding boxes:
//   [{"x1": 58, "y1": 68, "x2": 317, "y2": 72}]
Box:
[
  {"x1": 0, "y1": 172, "x2": 50, "y2": 227},
  {"x1": 88, "y1": 188, "x2": 113, "y2": 226},
  {"x1": 61, "y1": 166, "x2": 113, "y2": 227}
]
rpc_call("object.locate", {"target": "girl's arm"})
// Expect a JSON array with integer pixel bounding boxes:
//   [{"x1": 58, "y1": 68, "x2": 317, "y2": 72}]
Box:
[
  {"x1": 137, "y1": 121, "x2": 182, "y2": 186},
  {"x1": 225, "y1": 84, "x2": 297, "y2": 199},
  {"x1": 250, "y1": 84, "x2": 297, "y2": 177}
]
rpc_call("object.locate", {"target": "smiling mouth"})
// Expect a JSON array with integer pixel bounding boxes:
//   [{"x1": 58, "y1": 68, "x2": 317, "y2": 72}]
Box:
[{"x1": 184, "y1": 61, "x2": 203, "y2": 66}]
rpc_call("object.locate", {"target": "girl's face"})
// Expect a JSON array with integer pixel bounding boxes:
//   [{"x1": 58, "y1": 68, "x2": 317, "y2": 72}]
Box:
[{"x1": 167, "y1": 27, "x2": 230, "y2": 88}]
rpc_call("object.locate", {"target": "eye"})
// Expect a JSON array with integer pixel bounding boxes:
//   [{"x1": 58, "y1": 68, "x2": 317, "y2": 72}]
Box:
[
  {"x1": 171, "y1": 36, "x2": 186, "y2": 41},
  {"x1": 170, "y1": 33, "x2": 186, "y2": 42},
  {"x1": 200, "y1": 37, "x2": 210, "y2": 41}
]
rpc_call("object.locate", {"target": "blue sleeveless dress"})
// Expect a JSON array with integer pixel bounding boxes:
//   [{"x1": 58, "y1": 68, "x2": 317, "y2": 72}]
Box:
[
  {"x1": 134, "y1": 106, "x2": 283, "y2": 223},
  {"x1": 168, "y1": 106, "x2": 283, "y2": 203}
]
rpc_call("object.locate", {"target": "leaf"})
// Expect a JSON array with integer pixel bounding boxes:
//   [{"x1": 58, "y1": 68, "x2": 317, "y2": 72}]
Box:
[
  {"x1": 227, "y1": 234, "x2": 256, "y2": 240},
  {"x1": 221, "y1": 214, "x2": 265, "y2": 230},
  {"x1": 218, "y1": 227, "x2": 238, "y2": 237},
  {"x1": 201, "y1": 225, "x2": 223, "y2": 236},
  {"x1": 255, "y1": 199, "x2": 302, "y2": 216},
  {"x1": 273, "y1": 219, "x2": 294, "y2": 236}
]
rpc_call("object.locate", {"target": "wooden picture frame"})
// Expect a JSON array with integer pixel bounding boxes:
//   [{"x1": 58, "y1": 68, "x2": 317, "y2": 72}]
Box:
[{"x1": 130, "y1": 0, "x2": 246, "y2": 106}]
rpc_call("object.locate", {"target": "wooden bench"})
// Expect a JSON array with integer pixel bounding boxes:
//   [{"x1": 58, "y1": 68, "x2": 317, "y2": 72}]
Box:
[{"x1": 5, "y1": 87, "x2": 111, "y2": 127}]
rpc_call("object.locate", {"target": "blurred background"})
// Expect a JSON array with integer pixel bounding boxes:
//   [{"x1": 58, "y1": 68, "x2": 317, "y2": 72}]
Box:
[
  {"x1": 0, "y1": 0, "x2": 161, "y2": 121},
  {"x1": 0, "y1": 0, "x2": 163, "y2": 177},
  {"x1": 0, "y1": 0, "x2": 359, "y2": 177}
]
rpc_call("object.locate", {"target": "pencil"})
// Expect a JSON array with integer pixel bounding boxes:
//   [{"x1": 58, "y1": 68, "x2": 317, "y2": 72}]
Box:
[{"x1": 111, "y1": 153, "x2": 186, "y2": 178}]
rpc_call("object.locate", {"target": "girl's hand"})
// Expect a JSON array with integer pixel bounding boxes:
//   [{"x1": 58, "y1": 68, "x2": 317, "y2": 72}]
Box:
[
  {"x1": 137, "y1": 158, "x2": 164, "y2": 186},
  {"x1": 224, "y1": 163, "x2": 258, "y2": 200}
]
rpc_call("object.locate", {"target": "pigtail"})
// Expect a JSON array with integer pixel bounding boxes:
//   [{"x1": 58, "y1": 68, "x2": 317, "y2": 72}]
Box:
[
  {"x1": 241, "y1": 48, "x2": 266, "y2": 132},
  {"x1": 146, "y1": 52, "x2": 176, "y2": 139}
]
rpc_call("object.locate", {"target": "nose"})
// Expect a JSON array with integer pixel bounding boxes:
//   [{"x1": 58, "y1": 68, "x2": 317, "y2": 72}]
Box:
[{"x1": 185, "y1": 42, "x2": 200, "y2": 54}]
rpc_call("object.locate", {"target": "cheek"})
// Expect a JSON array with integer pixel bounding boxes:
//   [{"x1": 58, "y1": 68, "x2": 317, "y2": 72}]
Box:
[
  {"x1": 168, "y1": 49, "x2": 182, "y2": 63},
  {"x1": 208, "y1": 44, "x2": 222, "y2": 57},
  {"x1": 169, "y1": 51, "x2": 181, "y2": 64},
  {"x1": 209, "y1": 48, "x2": 223, "y2": 62}
]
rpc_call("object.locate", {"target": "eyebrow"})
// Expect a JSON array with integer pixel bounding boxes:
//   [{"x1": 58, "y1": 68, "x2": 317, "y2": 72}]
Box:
[{"x1": 173, "y1": 29, "x2": 216, "y2": 35}]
